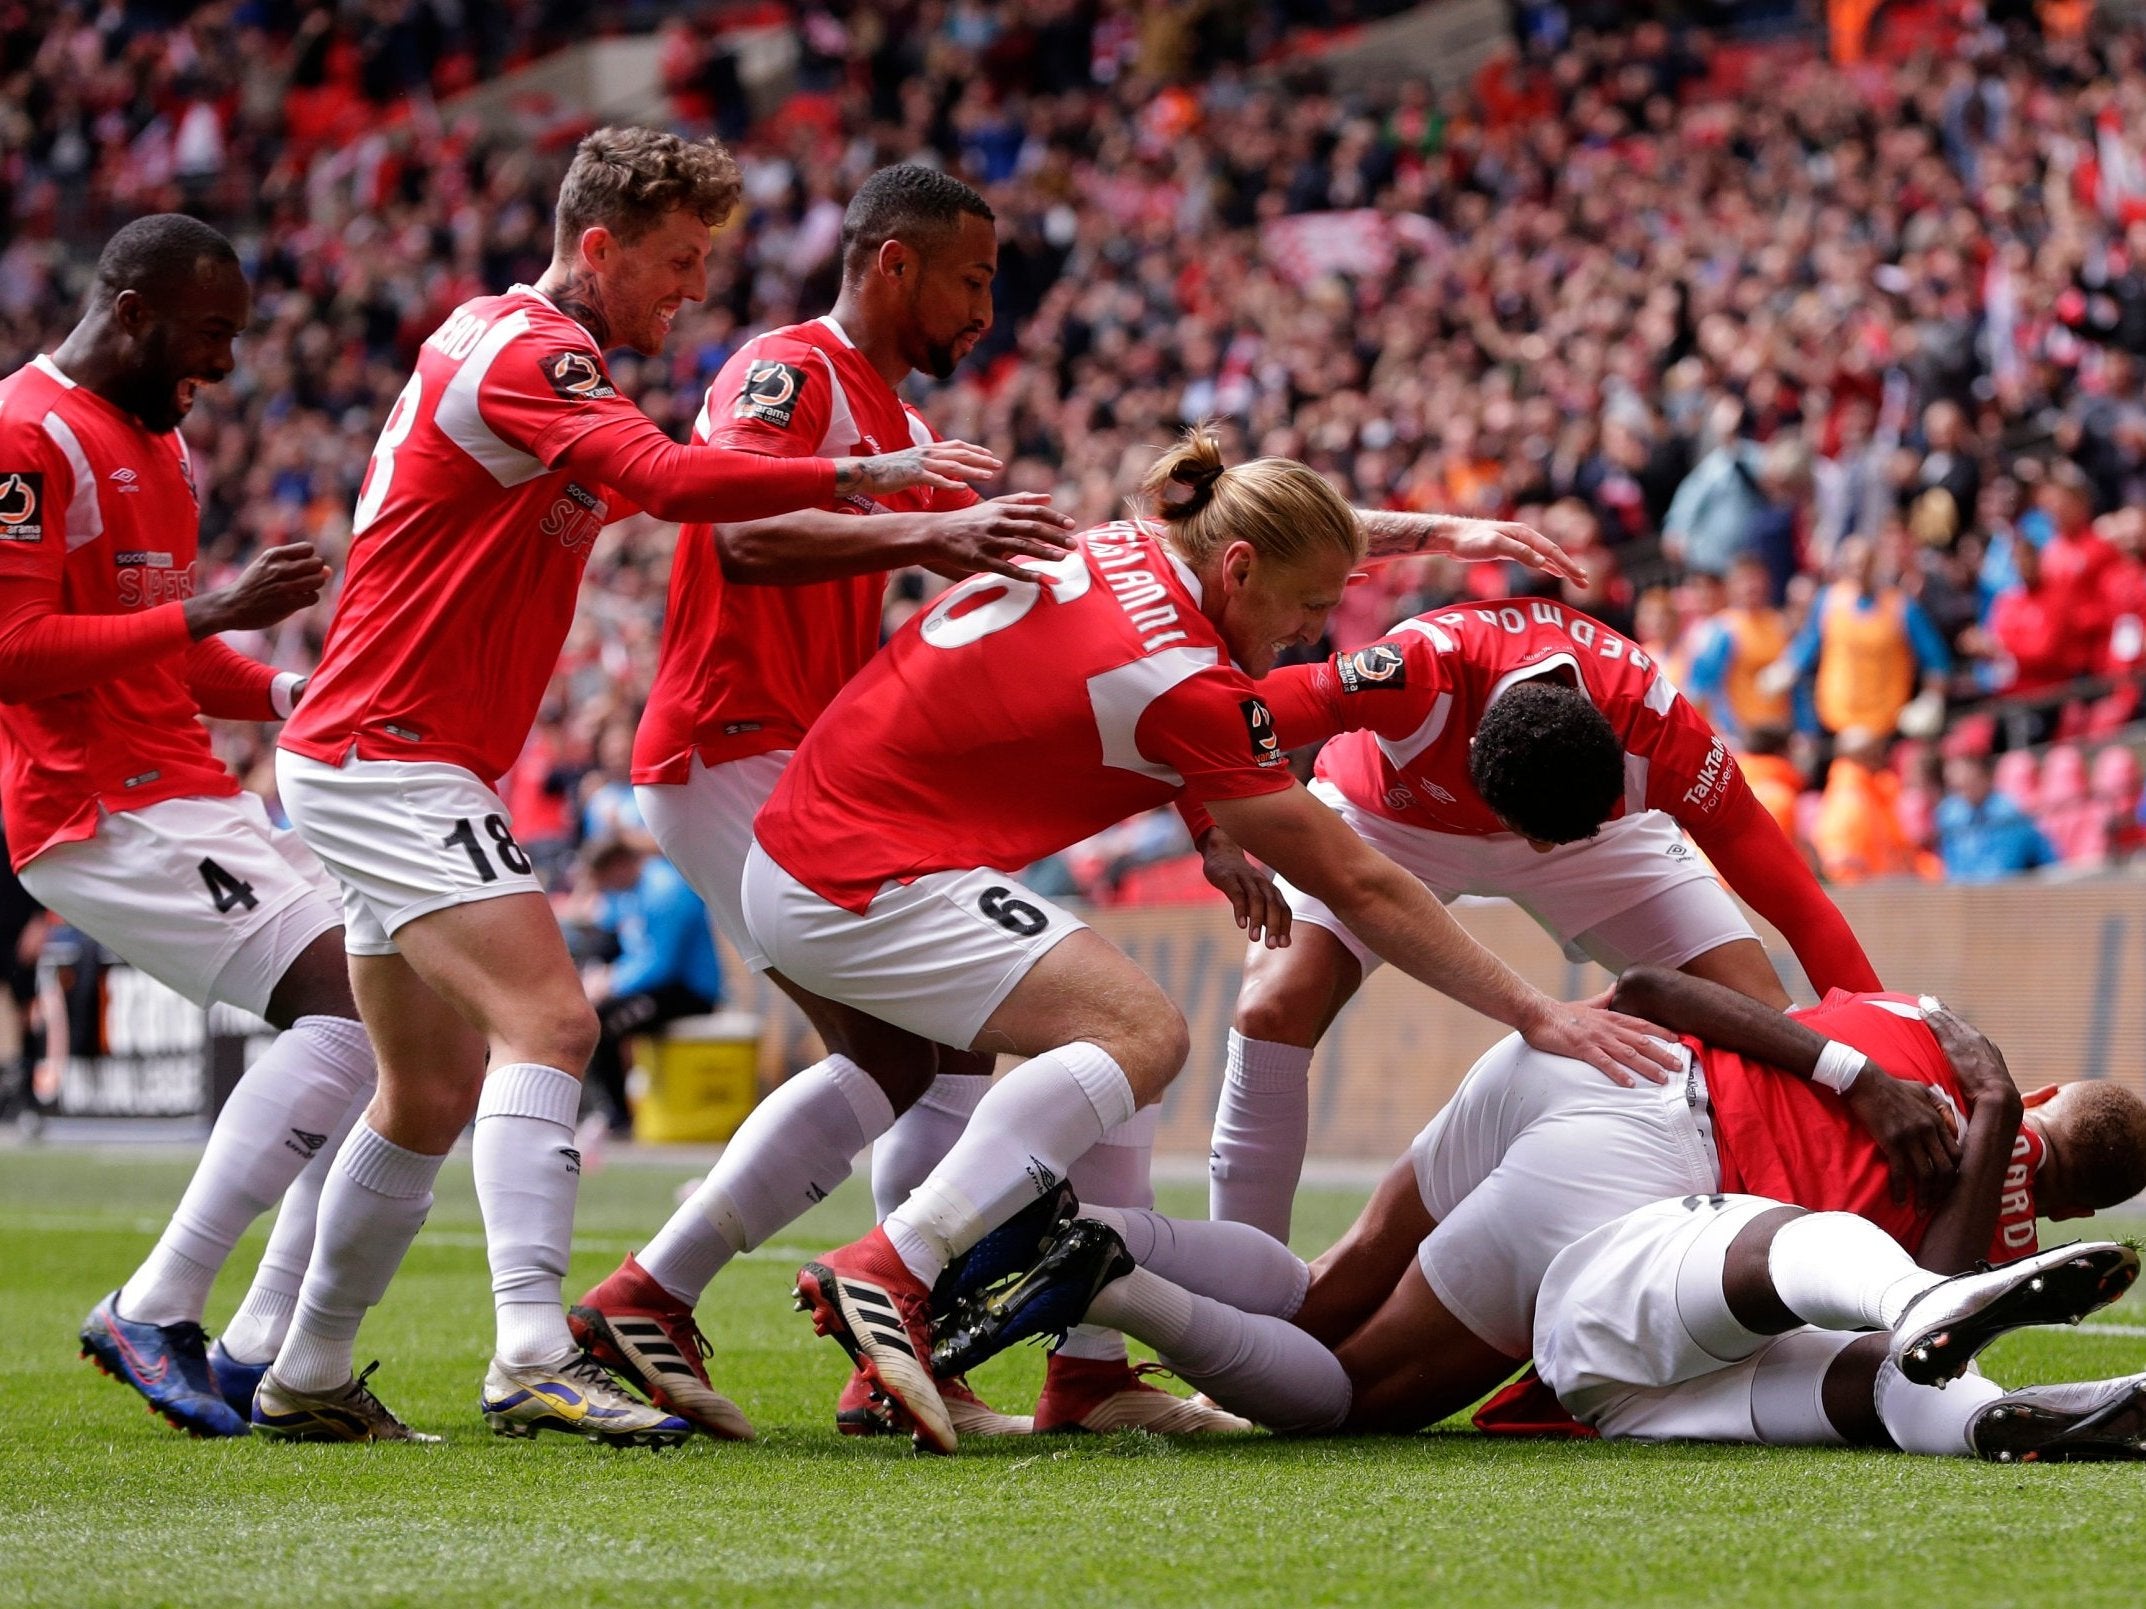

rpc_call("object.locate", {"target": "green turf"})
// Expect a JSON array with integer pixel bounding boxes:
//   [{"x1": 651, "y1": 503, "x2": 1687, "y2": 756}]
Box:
[{"x1": 2, "y1": 1148, "x2": 2141, "y2": 1609}]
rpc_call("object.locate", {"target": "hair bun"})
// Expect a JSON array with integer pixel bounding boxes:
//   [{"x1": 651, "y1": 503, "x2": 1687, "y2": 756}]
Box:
[{"x1": 1158, "y1": 458, "x2": 1224, "y2": 512}]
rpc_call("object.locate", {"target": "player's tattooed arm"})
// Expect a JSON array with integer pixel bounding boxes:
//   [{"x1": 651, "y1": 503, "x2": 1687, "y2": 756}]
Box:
[
  {"x1": 1610, "y1": 967, "x2": 1963, "y2": 1204},
  {"x1": 545, "y1": 270, "x2": 612, "y2": 351},
  {"x1": 1354, "y1": 508, "x2": 1585, "y2": 584}
]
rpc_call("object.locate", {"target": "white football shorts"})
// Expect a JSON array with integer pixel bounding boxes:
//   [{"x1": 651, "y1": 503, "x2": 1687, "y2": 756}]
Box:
[
  {"x1": 1403, "y1": 1031, "x2": 1722, "y2": 1358},
  {"x1": 19, "y1": 790, "x2": 342, "y2": 1017},
  {"x1": 1536, "y1": 1193, "x2": 1859, "y2": 1443},
  {"x1": 1276, "y1": 778, "x2": 1756, "y2": 971},
  {"x1": 740, "y1": 838, "x2": 1086, "y2": 1048},
  {"x1": 275, "y1": 748, "x2": 544, "y2": 956},
  {"x1": 636, "y1": 751, "x2": 789, "y2": 968}
]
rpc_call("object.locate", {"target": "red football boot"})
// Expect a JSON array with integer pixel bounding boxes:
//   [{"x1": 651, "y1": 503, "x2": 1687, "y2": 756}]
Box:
[
  {"x1": 836, "y1": 1366, "x2": 1031, "y2": 1437},
  {"x1": 795, "y1": 1227, "x2": 956, "y2": 1454},
  {"x1": 1034, "y1": 1355, "x2": 1252, "y2": 1435},
  {"x1": 569, "y1": 1254, "x2": 754, "y2": 1441}
]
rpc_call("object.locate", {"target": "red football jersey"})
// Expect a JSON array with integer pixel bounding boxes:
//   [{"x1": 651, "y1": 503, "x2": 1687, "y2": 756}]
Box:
[
  {"x1": 1702, "y1": 989, "x2": 2042, "y2": 1265},
  {"x1": 0, "y1": 356, "x2": 240, "y2": 866},
  {"x1": 753, "y1": 520, "x2": 1298, "y2": 912},
  {"x1": 633, "y1": 316, "x2": 977, "y2": 783},
  {"x1": 1286, "y1": 600, "x2": 1741, "y2": 840}
]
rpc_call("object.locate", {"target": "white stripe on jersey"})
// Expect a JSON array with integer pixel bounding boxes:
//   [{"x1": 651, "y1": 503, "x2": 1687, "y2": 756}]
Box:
[
  {"x1": 1086, "y1": 645, "x2": 1218, "y2": 786},
  {"x1": 38, "y1": 412, "x2": 103, "y2": 550},
  {"x1": 435, "y1": 310, "x2": 547, "y2": 487}
]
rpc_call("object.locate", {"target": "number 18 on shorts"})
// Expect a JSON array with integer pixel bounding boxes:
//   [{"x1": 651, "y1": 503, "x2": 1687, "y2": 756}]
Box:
[{"x1": 274, "y1": 749, "x2": 543, "y2": 956}]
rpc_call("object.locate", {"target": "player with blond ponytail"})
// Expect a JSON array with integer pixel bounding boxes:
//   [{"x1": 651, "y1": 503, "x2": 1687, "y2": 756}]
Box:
[{"x1": 747, "y1": 425, "x2": 1677, "y2": 1453}]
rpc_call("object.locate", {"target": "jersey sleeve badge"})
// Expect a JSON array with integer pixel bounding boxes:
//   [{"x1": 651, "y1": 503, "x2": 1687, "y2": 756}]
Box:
[
  {"x1": 735, "y1": 359, "x2": 808, "y2": 428},
  {"x1": 0, "y1": 471, "x2": 44, "y2": 541},
  {"x1": 542, "y1": 350, "x2": 617, "y2": 401},
  {"x1": 1241, "y1": 697, "x2": 1285, "y2": 767},
  {"x1": 1336, "y1": 642, "x2": 1406, "y2": 693}
]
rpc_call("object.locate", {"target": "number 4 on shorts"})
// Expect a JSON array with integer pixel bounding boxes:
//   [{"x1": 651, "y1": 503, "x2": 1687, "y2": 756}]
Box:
[{"x1": 199, "y1": 857, "x2": 259, "y2": 913}]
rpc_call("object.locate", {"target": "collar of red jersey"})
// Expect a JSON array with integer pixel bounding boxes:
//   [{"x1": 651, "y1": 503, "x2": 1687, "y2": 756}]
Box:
[
  {"x1": 814, "y1": 314, "x2": 857, "y2": 349},
  {"x1": 30, "y1": 353, "x2": 77, "y2": 388}
]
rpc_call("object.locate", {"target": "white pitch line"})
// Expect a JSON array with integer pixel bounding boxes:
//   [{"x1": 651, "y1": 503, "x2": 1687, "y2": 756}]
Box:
[{"x1": 1, "y1": 1214, "x2": 823, "y2": 1262}]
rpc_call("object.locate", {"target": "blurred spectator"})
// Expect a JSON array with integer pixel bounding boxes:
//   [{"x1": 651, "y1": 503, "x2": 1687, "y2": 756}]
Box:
[
  {"x1": 1772, "y1": 537, "x2": 1949, "y2": 740},
  {"x1": 1811, "y1": 728, "x2": 1938, "y2": 886},
  {"x1": 1935, "y1": 752, "x2": 2056, "y2": 882},
  {"x1": 1661, "y1": 398, "x2": 1765, "y2": 578},
  {"x1": 2037, "y1": 463, "x2": 2120, "y2": 679},
  {"x1": 1685, "y1": 557, "x2": 1791, "y2": 743},
  {"x1": 1734, "y1": 725, "x2": 1809, "y2": 853},
  {"x1": 578, "y1": 837, "x2": 723, "y2": 1136},
  {"x1": 1979, "y1": 539, "x2": 2072, "y2": 700}
]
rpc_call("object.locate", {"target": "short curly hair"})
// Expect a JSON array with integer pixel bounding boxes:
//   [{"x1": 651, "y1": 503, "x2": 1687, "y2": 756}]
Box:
[
  {"x1": 554, "y1": 127, "x2": 742, "y2": 252},
  {"x1": 2056, "y1": 1082, "x2": 2146, "y2": 1211},
  {"x1": 1468, "y1": 681, "x2": 1624, "y2": 844},
  {"x1": 841, "y1": 163, "x2": 994, "y2": 279}
]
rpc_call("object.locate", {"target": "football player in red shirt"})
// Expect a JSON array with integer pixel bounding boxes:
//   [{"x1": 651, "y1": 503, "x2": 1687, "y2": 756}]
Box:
[
  {"x1": 762, "y1": 427, "x2": 1677, "y2": 1451},
  {"x1": 945, "y1": 980, "x2": 2146, "y2": 1461},
  {"x1": 260, "y1": 130, "x2": 994, "y2": 1445},
  {"x1": 0, "y1": 215, "x2": 381, "y2": 1439},
  {"x1": 1205, "y1": 598, "x2": 1884, "y2": 1241},
  {"x1": 574, "y1": 165, "x2": 1085, "y2": 1442}
]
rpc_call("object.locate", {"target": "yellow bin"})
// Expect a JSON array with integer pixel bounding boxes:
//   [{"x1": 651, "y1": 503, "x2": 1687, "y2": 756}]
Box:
[{"x1": 633, "y1": 1011, "x2": 762, "y2": 1144}]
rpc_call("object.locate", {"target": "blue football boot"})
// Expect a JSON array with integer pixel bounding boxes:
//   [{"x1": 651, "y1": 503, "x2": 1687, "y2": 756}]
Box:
[
  {"x1": 206, "y1": 1338, "x2": 272, "y2": 1422},
  {"x1": 932, "y1": 1217, "x2": 1136, "y2": 1378},
  {"x1": 79, "y1": 1291, "x2": 249, "y2": 1438}
]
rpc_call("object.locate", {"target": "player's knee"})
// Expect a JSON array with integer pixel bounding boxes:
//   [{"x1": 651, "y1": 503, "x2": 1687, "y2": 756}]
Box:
[
  {"x1": 817, "y1": 1018, "x2": 937, "y2": 1110},
  {"x1": 525, "y1": 997, "x2": 601, "y2": 1076},
  {"x1": 263, "y1": 930, "x2": 360, "y2": 1030},
  {"x1": 1234, "y1": 936, "x2": 1350, "y2": 1046},
  {"x1": 1103, "y1": 1006, "x2": 1189, "y2": 1101}
]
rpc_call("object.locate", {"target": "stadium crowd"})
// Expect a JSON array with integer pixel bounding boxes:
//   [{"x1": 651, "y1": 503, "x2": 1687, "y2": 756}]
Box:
[{"x1": 4, "y1": 1, "x2": 2146, "y2": 896}]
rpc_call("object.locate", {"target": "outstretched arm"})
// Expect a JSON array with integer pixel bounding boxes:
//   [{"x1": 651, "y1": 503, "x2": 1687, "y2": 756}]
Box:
[
  {"x1": 1354, "y1": 508, "x2": 1584, "y2": 584},
  {"x1": 714, "y1": 496, "x2": 1075, "y2": 586}
]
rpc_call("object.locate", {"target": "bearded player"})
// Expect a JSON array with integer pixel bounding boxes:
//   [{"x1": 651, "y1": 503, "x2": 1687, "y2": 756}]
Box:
[
  {"x1": 258, "y1": 129, "x2": 996, "y2": 1443},
  {"x1": 0, "y1": 215, "x2": 383, "y2": 1439},
  {"x1": 1208, "y1": 598, "x2": 1884, "y2": 1242},
  {"x1": 572, "y1": 165, "x2": 1084, "y2": 1441}
]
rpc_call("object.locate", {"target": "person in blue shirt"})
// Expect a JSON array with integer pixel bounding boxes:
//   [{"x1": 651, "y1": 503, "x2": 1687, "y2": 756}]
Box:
[
  {"x1": 582, "y1": 836, "x2": 724, "y2": 1135},
  {"x1": 1935, "y1": 753, "x2": 2057, "y2": 883}
]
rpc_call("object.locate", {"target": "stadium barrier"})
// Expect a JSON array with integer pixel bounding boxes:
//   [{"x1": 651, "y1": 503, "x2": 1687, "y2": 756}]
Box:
[
  {"x1": 719, "y1": 875, "x2": 2146, "y2": 1162},
  {"x1": 33, "y1": 878, "x2": 2142, "y2": 1154}
]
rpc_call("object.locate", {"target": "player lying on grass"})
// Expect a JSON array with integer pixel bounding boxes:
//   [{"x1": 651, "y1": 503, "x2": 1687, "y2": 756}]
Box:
[
  {"x1": 0, "y1": 215, "x2": 382, "y2": 1439},
  {"x1": 762, "y1": 424, "x2": 1679, "y2": 1452},
  {"x1": 931, "y1": 974, "x2": 2146, "y2": 1460},
  {"x1": 1209, "y1": 594, "x2": 1883, "y2": 1242}
]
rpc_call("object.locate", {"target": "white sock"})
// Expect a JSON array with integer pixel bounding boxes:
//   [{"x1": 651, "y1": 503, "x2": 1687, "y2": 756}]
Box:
[
  {"x1": 1876, "y1": 1358, "x2": 2005, "y2": 1456},
  {"x1": 1747, "y1": 1330, "x2": 1858, "y2": 1446},
  {"x1": 273, "y1": 1122, "x2": 441, "y2": 1393},
  {"x1": 883, "y1": 1041, "x2": 1136, "y2": 1284},
  {"x1": 1208, "y1": 1031, "x2": 1313, "y2": 1241},
  {"x1": 1083, "y1": 1204, "x2": 1310, "y2": 1320},
  {"x1": 639, "y1": 1054, "x2": 896, "y2": 1306},
  {"x1": 1058, "y1": 1106, "x2": 1159, "y2": 1364},
  {"x1": 1769, "y1": 1212, "x2": 1945, "y2": 1333},
  {"x1": 118, "y1": 1015, "x2": 379, "y2": 1326},
  {"x1": 474, "y1": 1063, "x2": 585, "y2": 1368},
  {"x1": 1086, "y1": 1266, "x2": 1351, "y2": 1434},
  {"x1": 220, "y1": 1089, "x2": 369, "y2": 1364},
  {"x1": 871, "y1": 1071, "x2": 990, "y2": 1220}
]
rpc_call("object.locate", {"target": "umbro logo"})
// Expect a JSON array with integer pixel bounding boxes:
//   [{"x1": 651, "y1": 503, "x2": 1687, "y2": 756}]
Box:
[
  {"x1": 560, "y1": 1146, "x2": 583, "y2": 1175},
  {"x1": 108, "y1": 467, "x2": 141, "y2": 492},
  {"x1": 805, "y1": 1183, "x2": 828, "y2": 1203},
  {"x1": 1025, "y1": 1156, "x2": 1060, "y2": 1195},
  {"x1": 283, "y1": 1127, "x2": 329, "y2": 1160}
]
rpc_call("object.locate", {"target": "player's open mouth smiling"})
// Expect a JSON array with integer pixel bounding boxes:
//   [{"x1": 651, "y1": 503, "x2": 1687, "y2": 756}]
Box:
[{"x1": 176, "y1": 377, "x2": 205, "y2": 414}]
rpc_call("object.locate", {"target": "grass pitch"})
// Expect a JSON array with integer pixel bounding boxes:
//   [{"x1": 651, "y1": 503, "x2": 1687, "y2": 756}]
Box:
[{"x1": 2, "y1": 1146, "x2": 2142, "y2": 1609}]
